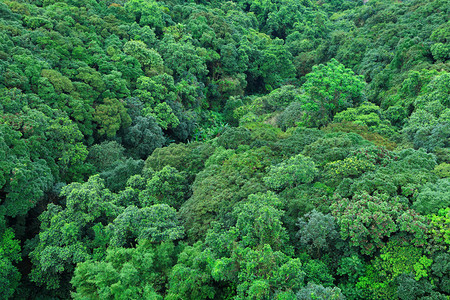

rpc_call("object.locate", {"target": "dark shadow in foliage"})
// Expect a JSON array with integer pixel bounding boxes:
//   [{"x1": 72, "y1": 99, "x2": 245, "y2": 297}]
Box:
[
  {"x1": 100, "y1": 158, "x2": 144, "y2": 193},
  {"x1": 87, "y1": 141, "x2": 125, "y2": 172}
]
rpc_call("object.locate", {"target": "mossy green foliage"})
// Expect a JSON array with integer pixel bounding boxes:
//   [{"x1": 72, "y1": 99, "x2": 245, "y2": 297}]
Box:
[{"x1": 0, "y1": 0, "x2": 449, "y2": 298}]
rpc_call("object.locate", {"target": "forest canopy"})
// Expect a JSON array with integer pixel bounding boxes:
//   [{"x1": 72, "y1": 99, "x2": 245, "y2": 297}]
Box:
[{"x1": 0, "y1": 0, "x2": 449, "y2": 299}]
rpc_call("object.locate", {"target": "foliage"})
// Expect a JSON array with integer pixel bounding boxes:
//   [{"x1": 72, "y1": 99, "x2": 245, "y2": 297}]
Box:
[
  {"x1": 87, "y1": 141, "x2": 125, "y2": 172},
  {"x1": 166, "y1": 242, "x2": 217, "y2": 300},
  {"x1": 108, "y1": 205, "x2": 184, "y2": 247},
  {"x1": 299, "y1": 59, "x2": 366, "y2": 127},
  {"x1": 297, "y1": 210, "x2": 340, "y2": 258},
  {"x1": 179, "y1": 146, "x2": 275, "y2": 241},
  {"x1": 356, "y1": 238, "x2": 433, "y2": 299},
  {"x1": 264, "y1": 154, "x2": 318, "y2": 191},
  {"x1": 412, "y1": 179, "x2": 450, "y2": 215},
  {"x1": 322, "y1": 121, "x2": 397, "y2": 150},
  {"x1": 302, "y1": 132, "x2": 370, "y2": 166},
  {"x1": 336, "y1": 148, "x2": 438, "y2": 199},
  {"x1": 144, "y1": 142, "x2": 215, "y2": 182},
  {"x1": 296, "y1": 282, "x2": 345, "y2": 300},
  {"x1": 427, "y1": 208, "x2": 450, "y2": 252},
  {"x1": 99, "y1": 157, "x2": 144, "y2": 192},
  {"x1": 122, "y1": 116, "x2": 165, "y2": 159},
  {"x1": 28, "y1": 175, "x2": 120, "y2": 292},
  {"x1": 331, "y1": 192, "x2": 429, "y2": 255},
  {"x1": 140, "y1": 165, "x2": 190, "y2": 209},
  {"x1": 0, "y1": 0, "x2": 449, "y2": 297},
  {"x1": 93, "y1": 98, "x2": 131, "y2": 138},
  {"x1": 0, "y1": 218, "x2": 21, "y2": 299},
  {"x1": 72, "y1": 241, "x2": 177, "y2": 299}
]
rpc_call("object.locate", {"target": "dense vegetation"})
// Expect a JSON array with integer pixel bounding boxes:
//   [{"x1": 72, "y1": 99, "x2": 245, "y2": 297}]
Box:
[{"x1": 0, "y1": 0, "x2": 449, "y2": 298}]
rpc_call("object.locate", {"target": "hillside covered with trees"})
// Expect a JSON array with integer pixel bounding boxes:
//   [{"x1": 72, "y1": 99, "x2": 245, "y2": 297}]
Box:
[{"x1": 0, "y1": 0, "x2": 449, "y2": 298}]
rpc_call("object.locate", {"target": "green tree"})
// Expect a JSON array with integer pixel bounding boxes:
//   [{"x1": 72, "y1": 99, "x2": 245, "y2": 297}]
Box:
[
  {"x1": 158, "y1": 35, "x2": 209, "y2": 78},
  {"x1": 144, "y1": 142, "x2": 215, "y2": 182},
  {"x1": 166, "y1": 242, "x2": 217, "y2": 300},
  {"x1": 109, "y1": 204, "x2": 184, "y2": 247},
  {"x1": 264, "y1": 154, "x2": 318, "y2": 191},
  {"x1": 211, "y1": 245, "x2": 305, "y2": 300},
  {"x1": 72, "y1": 241, "x2": 178, "y2": 299},
  {"x1": 124, "y1": 40, "x2": 164, "y2": 76},
  {"x1": 179, "y1": 146, "x2": 274, "y2": 240},
  {"x1": 29, "y1": 176, "x2": 120, "y2": 292},
  {"x1": 93, "y1": 98, "x2": 132, "y2": 138},
  {"x1": 139, "y1": 165, "x2": 189, "y2": 209},
  {"x1": 357, "y1": 238, "x2": 433, "y2": 299},
  {"x1": 297, "y1": 210, "x2": 339, "y2": 258},
  {"x1": 299, "y1": 59, "x2": 366, "y2": 127},
  {"x1": 232, "y1": 192, "x2": 290, "y2": 251},
  {"x1": 331, "y1": 192, "x2": 429, "y2": 255},
  {"x1": 87, "y1": 141, "x2": 125, "y2": 172},
  {"x1": 0, "y1": 124, "x2": 54, "y2": 217},
  {"x1": 100, "y1": 158, "x2": 144, "y2": 192},
  {"x1": 412, "y1": 179, "x2": 450, "y2": 215},
  {"x1": 122, "y1": 116, "x2": 165, "y2": 159},
  {"x1": 296, "y1": 282, "x2": 344, "y2": 300},
  {"x1": 0, "y1": 217, "x2": 21, "y2": 299},
  {"x1": 125, "y1": 0, "x2": 169, "y2": 34}
]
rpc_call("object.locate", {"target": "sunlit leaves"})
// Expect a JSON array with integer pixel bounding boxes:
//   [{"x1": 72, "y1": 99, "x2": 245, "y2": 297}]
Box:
[
  {"x1": 299, "y1": 59, "x2": 366, "y2": 127},
  {"x1": 93, "y1": 98, "x2": 131, "y2": 138},
  {"x1": 264, "y1": 154, "x2": 317, "y2": 191}
]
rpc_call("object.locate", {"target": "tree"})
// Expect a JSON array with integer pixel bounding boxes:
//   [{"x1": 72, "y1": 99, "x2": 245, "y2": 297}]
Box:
[
  {"x1": 264, "y1": 154, "x2": 318, "y2": 191},
  {"x1": 427, "y1": 208, "x2": 450, "y2": 253},
  {"x1": 122, "y1": 116, "x2": 165, "y2": 159},
  {"x1": 215, "y1": 127, "x2": 252, "y2": 149},
  {"x1": 108, "y1": 205, "x2": 184, "y2": 247},
  {"x1": 336, "y1": 148, "x2": 437, "y2": 199},
  {"x1": 100, "y1": 158, "x2": 144, "y2": 192},
  {"x1": 296, "y1": 282, "x2": 344, "y2": 300},
  {"x1": 144, "y1": 142, "x2": 215, "y2": 182},
  {"x1": 231, "y1": 192, "x2": 290, "y2": 251},
  {"x1": 356, "y1": 238, "x2": 434, "y2": 299},
  {"x1": 87, "y1": 141, "x2": 125, "y2": 172},
  {"x1": 29, "y1": 176, "x2": 120, "y2": 292},
  {"x1": 166, "y1": 242, "x2": 217, "y2": 300},
  {"x1": 333, "y1": 102, "x2": 397, "y2": 138},
  {"x1": 302, "y1": 132, "x2": 370, "y2": 166},
  {"x1": 277, "y1": 101, "x2": 305, "y2": 131},
  {"x1": 297, "y1": 210, "x2": 339, "y2": 258},
  {"x1": 125, "y1": 0, "x2": 169, "y2": 34},
  {"x1": 240, "y1": 31, "x2": 295, "y2": 92},
  {"x1": 93, "y1": 98, "x2": 131, "y2": 138},
  {"x1": 331, "y1": 192, "x2": 429, "y2": 255},
  {"x1": 158, "y1": 35, "x2": 208, "y2": 78},
  {"x1": 0, "y1": 124, "x2": 54, "y2": 217},
  {"x1": 179, "y1": 146, "x2": 273, "y2": 240},
  {"x1": 72, "y1": 241, "x2": 178, "y2": 299},
  {"x1": 211, "y1": 245, "x2": 305, "y2": 300},
  {"x1": 124, "y1": 40, "x2": 164, "y2": 76},
  {"x1": 275, "y1": 128, "x2": 324, "y2": 157},
  {"x1": 323, "y1": 146, "x2": 394, "y2": 187},
  {"x1": 0, "y1": 217, "x2": 21, "y2": 299},
  {"x1": 412, "y1": 179, "x2": 450, "y2": 215},
  {"x1": 299, "y1": 59, "x2": 366, "y2": 127},
  {"x1": 139, "y1": 165, "x2": 189, "y2": 209}
]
